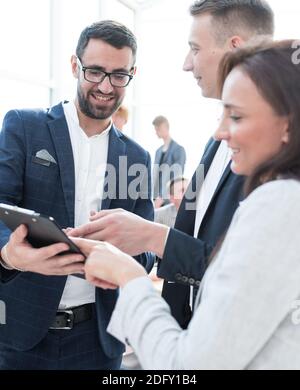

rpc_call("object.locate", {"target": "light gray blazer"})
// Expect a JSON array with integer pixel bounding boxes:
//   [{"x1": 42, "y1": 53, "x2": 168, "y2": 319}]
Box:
[{"x1": 108, "y1": 179, "x2": 300, "y2": 370}]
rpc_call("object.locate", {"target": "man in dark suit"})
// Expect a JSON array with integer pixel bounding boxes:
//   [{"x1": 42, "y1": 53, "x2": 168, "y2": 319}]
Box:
[
  {"x1": 0, "y1": 21, "x2": 154, "y2": 370},
  {"x1": 70, "y1": 0, "x2": 275, "y2": 329},
  {"x1": 152, "y1": 116, "x2": 186, "y2": 208}
]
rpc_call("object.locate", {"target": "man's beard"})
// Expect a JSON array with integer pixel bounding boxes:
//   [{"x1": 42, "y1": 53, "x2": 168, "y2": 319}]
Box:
[{"x1": 77, "y1": 86, "x2": 122, "y2": 120}]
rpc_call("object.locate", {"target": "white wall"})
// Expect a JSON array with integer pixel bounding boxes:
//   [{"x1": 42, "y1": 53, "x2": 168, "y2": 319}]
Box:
[
  {"x1": 0, "y1": 0, "x2": 51, "y2": 118},
  {"x1": 134, "y1": 0, "x2": 220, "y2": 178},
  {"x1": 133, "y1": 0, "x2": 300, "y2": 178}
]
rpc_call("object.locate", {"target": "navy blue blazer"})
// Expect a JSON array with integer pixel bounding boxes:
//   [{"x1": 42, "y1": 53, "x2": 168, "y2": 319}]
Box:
[
  {"x1": 0, "y1": 103, "x2": 154, "y2": 357},
  {"x1": 157, "y1": 138, "x2": 245, "y2": 328}
]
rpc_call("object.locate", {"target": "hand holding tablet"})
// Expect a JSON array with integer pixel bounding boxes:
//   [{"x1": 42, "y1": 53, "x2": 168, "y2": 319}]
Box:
[{"x1": 0, "y1": 204, "x2": 85, "y2": 275}]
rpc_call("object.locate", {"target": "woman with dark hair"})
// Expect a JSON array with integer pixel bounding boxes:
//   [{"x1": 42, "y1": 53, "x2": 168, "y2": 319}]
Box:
[{"x1": 74, "y1": 40, "x2": 300, "y2": 369}]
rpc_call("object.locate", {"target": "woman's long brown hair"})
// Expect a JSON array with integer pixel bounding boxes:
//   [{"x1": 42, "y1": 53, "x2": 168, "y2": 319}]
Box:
[{"x1": 218, "y1": 39, "x2": 300, "y2": 196}]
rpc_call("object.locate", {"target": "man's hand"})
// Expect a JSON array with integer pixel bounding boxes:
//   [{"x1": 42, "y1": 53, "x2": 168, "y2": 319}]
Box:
[
  {"x1": 85, "y1": 242, "x2": 146, "y2": 289},
  {"x1": 67, "y1": 209, "x2": 169, "y2": 258},
  {"x1": 3, "y1": 225, "x2": 85, "y2": 276},
  {"x1": 154, "y1": 197, "x2": 164, "y2": 209}
]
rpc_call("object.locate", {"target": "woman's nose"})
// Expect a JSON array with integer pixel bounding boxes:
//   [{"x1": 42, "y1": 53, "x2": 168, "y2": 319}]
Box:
[{"x1": 214, "y1": 115, "x2": 230, "y2": 141}]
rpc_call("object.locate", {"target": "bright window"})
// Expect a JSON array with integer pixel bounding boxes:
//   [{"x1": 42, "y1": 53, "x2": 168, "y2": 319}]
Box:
[
  {"x1": 0, "y1": 0, "x2": 299, "y2": 176},
  {"x1": 0, "y1": 0, "x2": 51, "y2": 121}
]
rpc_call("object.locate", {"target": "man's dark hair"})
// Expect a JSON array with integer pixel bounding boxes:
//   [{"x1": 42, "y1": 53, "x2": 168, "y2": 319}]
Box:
[
  {"x1": 152, "y1": 116, "x2": 169, "y2": 128},
  {"x1": 189, "y1": 0, "x2": 274, "y2": 44},
  {"x1": 76, "y1": 20, "x2": 137, "y2": 64}
]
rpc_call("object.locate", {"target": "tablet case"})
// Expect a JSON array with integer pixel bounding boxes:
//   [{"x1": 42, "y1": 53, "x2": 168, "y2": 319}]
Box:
[{"x1": 0, "y1": 204, "x2": 83, "y2": 256}]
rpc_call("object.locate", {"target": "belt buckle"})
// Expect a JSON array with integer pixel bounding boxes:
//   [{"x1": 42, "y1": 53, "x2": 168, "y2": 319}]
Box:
[{"x1": 49, "y1": 309, "x2": 74, "y2": 330}]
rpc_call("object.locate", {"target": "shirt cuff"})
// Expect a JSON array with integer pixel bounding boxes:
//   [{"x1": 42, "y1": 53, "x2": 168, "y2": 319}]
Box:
[{"x1": 0, "y1": 245, "x2": 14, "y2": 270}]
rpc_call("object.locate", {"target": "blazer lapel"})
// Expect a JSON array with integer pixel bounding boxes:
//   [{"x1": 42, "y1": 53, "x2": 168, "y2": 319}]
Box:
[
  {"x1": 101, "y1": 126, "x2": 126, "y2": 210},
  {"x1": 47, "y1": 103, "x2": 75, "y2": 226},
  {"x1": 184, "y1": 138, "x2": 220, "y2": 205},
  {"x1": 197, "y1": 147, "x2": 232, "y2": 234},
  {"x1": 201, "y1": 138, "x2": 221, "y2": 177},
  {"x1": 175, "y1": 138, "x2": 220, "y2": 234},
  {"x1": 210, "y1": 162, "x2": 231, "y2": 205},
  {"x1": 164, "y1": 140, "x2": 174, "y2": 162},
  {"x1": 155, "y1": 147, "x2": 163, "y2": 165}
]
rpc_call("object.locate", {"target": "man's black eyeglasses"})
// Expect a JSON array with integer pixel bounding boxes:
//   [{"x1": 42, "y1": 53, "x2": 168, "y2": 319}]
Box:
[{"x1": 77, "y1": 58, "x2": 134, "y2": 88}]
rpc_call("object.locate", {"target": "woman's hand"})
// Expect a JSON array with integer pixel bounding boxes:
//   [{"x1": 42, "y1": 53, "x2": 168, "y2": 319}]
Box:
[
  {"x1": 69, "y1": 237, "x2": 100, "y2": 257},
  {"x1": 69, "y1": 237, "x2": 120, "y2": 289},
  {"x1": 84, "y1": 242, "x2": 147, "y2": 289}
]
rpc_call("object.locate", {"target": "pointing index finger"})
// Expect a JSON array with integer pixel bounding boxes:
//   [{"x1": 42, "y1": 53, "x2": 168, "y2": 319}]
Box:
[{"x1": 69, "y1": 218, "x2": 107, "y2": 238}]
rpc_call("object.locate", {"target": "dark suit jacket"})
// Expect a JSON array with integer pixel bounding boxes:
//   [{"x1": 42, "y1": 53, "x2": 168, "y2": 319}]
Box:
[
  {"x1": 153, "y1": 139, "x2": 186, "y2": 200},
  {"x1": 157, "y1": 138, "x2": 245, "y2": 328},
  {"x1": 0, "y1": 103, "x2": 154, "y2": 358}
]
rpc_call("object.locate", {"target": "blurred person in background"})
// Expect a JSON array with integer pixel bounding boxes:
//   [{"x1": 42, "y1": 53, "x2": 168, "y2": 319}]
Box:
[
  {"x1": 155, "y1": 176, "x2": 189, "y2": 228},
  {"x1": 152, "y1": 115, "x2": 186, "y2": 208}
]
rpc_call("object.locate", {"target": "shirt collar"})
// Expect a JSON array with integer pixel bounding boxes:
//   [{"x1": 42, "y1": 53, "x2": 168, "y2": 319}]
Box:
[{"x1": 63, "y1": 100, "x2": 112, "y2": 139}]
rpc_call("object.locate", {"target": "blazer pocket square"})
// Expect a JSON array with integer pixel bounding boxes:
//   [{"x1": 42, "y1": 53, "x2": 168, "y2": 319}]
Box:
[
  {"x1": 35, "y1": 150, "x2": 57, "y2": 164},
  {"x1": 32, "y1": 156, "x2": 51, "y2": 167}
]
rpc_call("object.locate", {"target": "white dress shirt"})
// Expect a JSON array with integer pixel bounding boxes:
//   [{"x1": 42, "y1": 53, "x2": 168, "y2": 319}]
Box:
[
  {"x1": 193, "y1": 140, "x2": 231, "y2": 237},
  {"x1": 189, "y1": 140, "x2": 231, "y2": 307},
  {"x1": 59, "y1": 101, "x2": 111, "y2": 309}
]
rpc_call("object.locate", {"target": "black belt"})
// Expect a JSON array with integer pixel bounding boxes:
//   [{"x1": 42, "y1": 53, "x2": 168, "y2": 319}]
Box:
[{"x1": 49, "y1": 303, "x2": 93, "y2": 330}]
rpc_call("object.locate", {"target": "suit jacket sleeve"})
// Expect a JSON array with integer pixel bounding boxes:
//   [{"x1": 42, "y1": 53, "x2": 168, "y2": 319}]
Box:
[
  {"x1": 157, "y1": 228, "x2": 211, "y2": 283},
  {"x1": 0, "y1": 110, "x2": 26, "y2": 282},
  {"x1": 132, "y1": 151, "x2": 155, "y2": 273},
  {"x1": 157, "y1": 162, "x2": 244, "y2": 285}
]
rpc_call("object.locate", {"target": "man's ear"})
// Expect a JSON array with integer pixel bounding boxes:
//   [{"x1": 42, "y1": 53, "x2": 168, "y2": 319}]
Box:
[
  {"x1": 131, "y1": 66, "x2": 137, "y2": 76},
  {"x1": 71, "y1": 55, "x2": 79, "y2": 79},
  {"x1": 229, "y1": 36, "x2": 245, "y2": 50}
]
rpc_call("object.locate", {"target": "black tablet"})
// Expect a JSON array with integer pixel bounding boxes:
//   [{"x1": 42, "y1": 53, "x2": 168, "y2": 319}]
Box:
[{"x1": 0, "y1": 203, "x2": 84, "y2": 257}]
